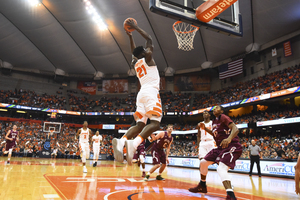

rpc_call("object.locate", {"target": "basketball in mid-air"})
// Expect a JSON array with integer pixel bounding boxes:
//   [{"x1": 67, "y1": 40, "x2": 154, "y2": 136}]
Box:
[{"x1": 123, "y1": 18, "x2": 137, "y2": 32}]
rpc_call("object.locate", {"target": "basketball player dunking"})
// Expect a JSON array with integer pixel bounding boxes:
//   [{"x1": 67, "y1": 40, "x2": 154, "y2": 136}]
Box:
[
  {"x1": 144, "y1": 124, "x2": 173, "y2": 181},
  {"x1": 197, "y1": 111, "x2": 217, "y2": 159},
  {"x1": 92, "y1": 131, "x2": 102, "y2": 167},
  {"x1": 76, "y1": 121, "x2": 92, "y2": 173},
  {"x1": 189, "y1": 105, "x2": 242, "y2": 200},
  {"x1": 132, "y1": 140, "x2": 146, "y2": 177},
  {"x1": 113, "y1": 19, "x2": 162, "y2": 165},
  {"x1": 4, "y1": 124, "x2": 19, "y2": 165}
]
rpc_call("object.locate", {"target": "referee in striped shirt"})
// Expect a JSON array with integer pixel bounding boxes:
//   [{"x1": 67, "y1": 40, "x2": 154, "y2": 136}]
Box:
[{"x1": 248, "y1": 140, "x2": 262, "y2": 177}]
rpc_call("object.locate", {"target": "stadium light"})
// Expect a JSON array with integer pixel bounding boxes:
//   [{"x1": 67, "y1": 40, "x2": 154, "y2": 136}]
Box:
[
  {"x1": 17, "y1": 110, "x2": 27, "y2": 113},
  {"x1": 28, "y1": 0, "x2": 41, "y2": 7},
  {"x1": 83, "y1": 0, "x2": 107, "y2": 30}
]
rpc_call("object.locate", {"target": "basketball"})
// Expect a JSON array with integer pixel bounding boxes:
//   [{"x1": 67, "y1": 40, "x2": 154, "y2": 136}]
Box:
[{"x1": 123, "y1": 18, "x2": 137, "y2": 32}]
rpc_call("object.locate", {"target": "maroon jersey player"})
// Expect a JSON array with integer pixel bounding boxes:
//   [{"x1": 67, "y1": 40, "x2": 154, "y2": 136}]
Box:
[
  {"x1": 133, "y1": 140, "x2": 146, "y2": 177},
  {"x1": 189, "y1": 106, "x2": 242, "y2": 200},
  {"x1": 4, "y1": 124, "x2": 19, "y2": 165},
  {"x1": 144, "y1": 124, "x2": 173, "y2": 181}
]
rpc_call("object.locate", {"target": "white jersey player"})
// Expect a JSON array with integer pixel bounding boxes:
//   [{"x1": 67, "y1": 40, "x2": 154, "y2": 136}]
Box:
[
  {"x1": 76, "y1": 121, "x2": 92, "y2": 173},
  {"x1": 198, "y1": 111, "x2": 216, "y2": 160},
  {"x1": 113, "y1": 20, "x2": 162, "y2": 165},
  {"x1": 92, "y1": 131, "x2": 102, "y2": 167}
]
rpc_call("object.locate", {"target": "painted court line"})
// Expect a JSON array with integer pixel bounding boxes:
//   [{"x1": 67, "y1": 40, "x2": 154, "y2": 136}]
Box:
[{"x1": 43, "y1": 194, "x2": 60, "y2": 198}]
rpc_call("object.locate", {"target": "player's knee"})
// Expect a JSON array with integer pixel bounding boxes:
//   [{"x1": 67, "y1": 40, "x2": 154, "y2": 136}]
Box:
[
  {"x1": 136, "y1": 122, "x2": 146, "y2": 132},
  {"x1": 150, "y1": 120, "x2": 160, "y2": 130},
  {"x1": 154, "y1": 164, "x2": 160, "y2": 168},
  {"x1": 217, "y1": 162, "x2": 230, "y2": 181},
  {"x1": 200, "y1": 159, "x2": 208, "y2": 166}
]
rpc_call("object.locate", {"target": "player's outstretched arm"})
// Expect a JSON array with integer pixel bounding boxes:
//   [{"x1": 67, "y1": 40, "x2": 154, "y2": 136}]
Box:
[
  {"x1": 126, "y1": 31, "x2": 136, "y2": 54},
  {"x1": 166, "y1": 138, "x2": 173, "y2": 164},
  {"x1": 75, "y1": 129, "x2": 81, "y2": 140},
  {"x1": 127, "y1": 21, "x2": 153, "y2": 51},
  {"x1": 5, "y1": 130, "x2": 12, "y2": 141},
  {"x1": 197, "y1": 123, "x2": 201, "y2": 145},
  {"x1": 152, "y1": 131, "x2": 164, "y2": 141}
]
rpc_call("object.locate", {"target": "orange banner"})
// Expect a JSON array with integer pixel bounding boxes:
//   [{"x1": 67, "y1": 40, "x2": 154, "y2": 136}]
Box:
[
  {"x1": 174, "y1": 75, "x2": 210, "y2": 91},
  {"x1": 77, "y1": 81, "x2": 97, "y2": 95},
  {"x1": 196, "y1": 0, "x2": 238, "y2": 23},
  {"x1": 102, "y1": 79, "x2": 128, "y2": 93},
  {"x1": 284, "y1": 41, "x2": 292, "y2": 57}
]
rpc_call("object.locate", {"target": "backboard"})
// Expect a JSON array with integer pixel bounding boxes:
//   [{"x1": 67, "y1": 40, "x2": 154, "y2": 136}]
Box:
[
  {"x1": 149, "y1": 0, "x2": 242, "y2": 37},
  {"x1": 43, "y1": 122, "x2": 62, "y2": 133}
]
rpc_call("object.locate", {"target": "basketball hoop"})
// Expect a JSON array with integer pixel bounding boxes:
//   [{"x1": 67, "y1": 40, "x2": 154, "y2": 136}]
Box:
[{"x1": 172, "y1": 21, "x2": 199, "y2": 51}]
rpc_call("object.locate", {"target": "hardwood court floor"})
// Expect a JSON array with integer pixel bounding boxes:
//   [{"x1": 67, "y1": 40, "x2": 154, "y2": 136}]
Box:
[{"x1": 0, "y1": 157, "x2": 298, "y2": 200}]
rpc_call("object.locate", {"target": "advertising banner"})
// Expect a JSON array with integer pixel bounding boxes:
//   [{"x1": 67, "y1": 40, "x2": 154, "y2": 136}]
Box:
[
  {"x1": 77, "y1": 81, "x2": 97, "y2": 95},
  {"x1": 256, "y1": 116, "x2": 300, "y2": 127},
  {"x1": 102, "y1": 79, "x2": 128, "y2": 93},
  {"x1": 174, "y1": 75, "x2": 210, "y2": 91},
  {"x1": 145, "y1": 156, "x2": 295, "y2": 177},
  {"x1": 39, "y1": 139, "x2": 51, "y2": 158}
]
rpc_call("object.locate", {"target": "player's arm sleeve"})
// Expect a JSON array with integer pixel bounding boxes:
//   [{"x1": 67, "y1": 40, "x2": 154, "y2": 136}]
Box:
[{"x1": 222, "y1": 114, "x2": 233, "y2": 126}]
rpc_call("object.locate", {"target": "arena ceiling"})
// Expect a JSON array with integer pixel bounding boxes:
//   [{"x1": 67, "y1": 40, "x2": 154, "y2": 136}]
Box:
[{"x1": 0, "y1": 0, "x2": 299, "y2": 79}]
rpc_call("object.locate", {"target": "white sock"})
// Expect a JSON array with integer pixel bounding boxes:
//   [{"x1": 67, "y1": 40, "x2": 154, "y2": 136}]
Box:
[
  {"x1": 8, "y1": 158, "x2": 10, "y2": 161},
  {"x1": 133, "y1": 136, "x2": 143, "y2": 149},
  {"x1": 147, "y1": 172, "x2": 150, "y2": 175}
]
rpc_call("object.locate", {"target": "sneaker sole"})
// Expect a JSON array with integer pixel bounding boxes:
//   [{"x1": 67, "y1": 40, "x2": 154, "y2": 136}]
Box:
[
  {"x1": 188, "y1": 189, "x2": 207, "y2": 193},
  {"x1": 112, "y1": 138, "x2": 124, "y2": 163}
]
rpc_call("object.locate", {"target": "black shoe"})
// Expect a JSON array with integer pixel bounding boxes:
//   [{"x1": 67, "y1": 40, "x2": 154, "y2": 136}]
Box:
[
  {"x1": 93, "y1": 162, "x2": 96, "y2": 167},
  {"x1": 249, "y1": 174, "x2": 252, "y2": 176},
  {"x1": 226, "y1": 194, "x2": 237, "y2": 200},
  {"x1": 259, "y1": 175, "x2": 261, "y2": 177},
  {"x1": 188, "y1": 183, "x2": 207, "y2": 193},
  {"x1": 144, "y1": 174, "x2": 150, "y2": 181},
  {"x1": 156, "y1": 175, "x2": 165, "y2": 181}
]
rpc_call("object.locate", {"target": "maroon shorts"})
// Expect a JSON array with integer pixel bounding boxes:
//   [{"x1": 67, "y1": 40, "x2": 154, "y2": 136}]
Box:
[
  {"x1": 204, "y1": 142, "x2": 242, "y2": 169},
  {"x1": 5, "y1": 141, "x2": 16, "y2": 151},
  {"x1": 133, "y1": 147, "x2": 145, "y2": 160},
  {"x1": 151, "y1": 147, "x2": 166, "y2": 165}
]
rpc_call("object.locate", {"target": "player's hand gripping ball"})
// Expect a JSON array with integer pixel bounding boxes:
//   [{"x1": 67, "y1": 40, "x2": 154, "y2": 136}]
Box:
[{"x1": 124, "y1": 18, "x2": 137, "y2": 33}]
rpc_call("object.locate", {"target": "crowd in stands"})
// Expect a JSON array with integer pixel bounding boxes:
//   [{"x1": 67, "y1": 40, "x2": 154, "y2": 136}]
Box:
[
  {"x1": 161, "y1": 92, "x2": 192, "y2": 112},
  {"x1": 0, "y1": 65, "x2": 299, "y2": 114},
  {"x1": 192, "y1": 65, "x2": 300, "y2": 110},
  {"x1": 0, "y1": 89, "x2": 66, "y2": 110},
  {"x1": 239, "y1": 135, "x2": 299, "y2": 160},
  {"x1": 68, "y1": 94, "x2": 136, "y2": 112},
  {"x1": 232, "y1": 107, "x2": 300, "y2": 124}
]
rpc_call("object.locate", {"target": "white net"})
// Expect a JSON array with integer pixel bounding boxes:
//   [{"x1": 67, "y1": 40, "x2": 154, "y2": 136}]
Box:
[{"x1": 173, "y1": 21, "x2": 199, "y2": 51}]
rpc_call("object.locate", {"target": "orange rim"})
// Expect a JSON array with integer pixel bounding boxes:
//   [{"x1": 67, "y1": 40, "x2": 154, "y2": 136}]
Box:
[{"x1": 172, "y1": 21, "x2": 199, "y2": 34}]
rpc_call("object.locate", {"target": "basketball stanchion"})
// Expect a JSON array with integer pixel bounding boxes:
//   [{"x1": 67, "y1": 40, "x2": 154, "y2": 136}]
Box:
[{"x1": 172, "y1": 21, "x2": 199, "y2": 51}]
